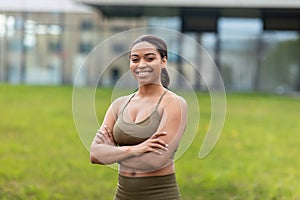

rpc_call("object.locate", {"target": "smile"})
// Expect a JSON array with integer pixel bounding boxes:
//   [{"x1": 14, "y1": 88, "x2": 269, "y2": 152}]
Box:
[{"x1": 136, "y1": 71, "x2": 152, "y2": 76}]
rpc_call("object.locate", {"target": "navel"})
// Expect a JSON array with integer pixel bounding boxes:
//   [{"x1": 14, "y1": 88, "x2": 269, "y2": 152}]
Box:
[{"x1": 130, "y1": 171, "x2": 136, "y2": 176}]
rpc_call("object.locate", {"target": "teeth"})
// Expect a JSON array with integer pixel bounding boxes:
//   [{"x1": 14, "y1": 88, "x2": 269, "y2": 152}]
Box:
[{"x1": 137, "y1": 71, "x2": 150, "y2": 75}]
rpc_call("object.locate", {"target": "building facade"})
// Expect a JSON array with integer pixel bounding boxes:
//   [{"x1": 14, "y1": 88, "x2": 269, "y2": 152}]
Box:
[{"x1": 0, "y1": 0, "x2": 299, "y2": 93}]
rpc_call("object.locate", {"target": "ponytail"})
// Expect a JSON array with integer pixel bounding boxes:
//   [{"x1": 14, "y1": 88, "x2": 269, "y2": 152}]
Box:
[{"x1": 161, "y1": 68, "x2": 170, "y2": 89}]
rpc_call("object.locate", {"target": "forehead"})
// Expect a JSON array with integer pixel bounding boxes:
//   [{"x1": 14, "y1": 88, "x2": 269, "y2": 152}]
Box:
[{"x1": 131, "y1": 41, "x2": 158, "y2": 55}]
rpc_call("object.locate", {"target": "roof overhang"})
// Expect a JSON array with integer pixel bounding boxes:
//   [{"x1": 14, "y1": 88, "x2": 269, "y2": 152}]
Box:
[
  {"x1": 1, "y1": 0, "x2": 94, "y2": 13},
  {"x1": 75, "y1": 0, "x2": 300, "y2": 9},
  {"x1": 75, "y1": 0, "x2": 300, "y2": 31}
]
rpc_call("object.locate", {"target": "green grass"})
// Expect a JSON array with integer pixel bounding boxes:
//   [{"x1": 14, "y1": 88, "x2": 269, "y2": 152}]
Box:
[{"x1": 0, "y1": 84, "x2": 300, "y2": 199}]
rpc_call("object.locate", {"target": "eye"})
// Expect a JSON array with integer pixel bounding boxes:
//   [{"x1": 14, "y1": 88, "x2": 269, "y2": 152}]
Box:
[
  {"x1": 131, "y1": 57, "x2": 139, "y2": 63},
  {"x1": 146, "y1": 57, "x2": 155, "y2": 62}
]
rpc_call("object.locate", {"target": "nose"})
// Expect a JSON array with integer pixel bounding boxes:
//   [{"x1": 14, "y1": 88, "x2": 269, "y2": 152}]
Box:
[{"x1": 138, "y1": 59, "x2": 147, "y2": 68}]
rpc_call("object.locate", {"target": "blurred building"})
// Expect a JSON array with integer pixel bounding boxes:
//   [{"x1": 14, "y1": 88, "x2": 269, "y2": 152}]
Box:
[
  {"x1": 0, "y1": 0, "x2": 300, "y2": 93},
  {"x1": 0, "y1": 0, "x2": 146, "y2": 86}
]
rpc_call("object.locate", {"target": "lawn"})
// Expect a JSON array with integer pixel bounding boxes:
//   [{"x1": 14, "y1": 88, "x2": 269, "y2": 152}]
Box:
[{"x1": 0, "y1": 84, "x2": 299, "y2": 199}]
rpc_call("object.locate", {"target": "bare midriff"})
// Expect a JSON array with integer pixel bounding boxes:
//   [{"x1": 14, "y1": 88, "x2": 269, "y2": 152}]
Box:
[{"x1": 119, "y1": 162, "x2": 175, "y2": 177}]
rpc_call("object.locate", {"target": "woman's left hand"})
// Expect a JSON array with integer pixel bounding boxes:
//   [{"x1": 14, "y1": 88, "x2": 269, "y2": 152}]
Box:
[{"x1": 94, "y1": 125, "x2": 116, "y2": 146}]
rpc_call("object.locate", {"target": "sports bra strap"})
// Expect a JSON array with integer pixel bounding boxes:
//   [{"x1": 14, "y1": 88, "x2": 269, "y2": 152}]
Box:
[
  {"x1": 155, "y1": 90, "x2": 168, "y2": 110},
  {"x1": 122, "y1": 93, "x2": 136, "y2": 112}
]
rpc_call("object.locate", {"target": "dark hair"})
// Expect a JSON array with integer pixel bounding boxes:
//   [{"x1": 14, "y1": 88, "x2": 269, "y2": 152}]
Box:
[{"x1": 130, "y1": 35, "x2": 170, "y2": 88}]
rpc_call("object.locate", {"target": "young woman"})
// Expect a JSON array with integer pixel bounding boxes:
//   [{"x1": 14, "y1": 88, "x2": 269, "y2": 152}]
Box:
[{"x1": 90, "y1": 35, "x2": 187, "y2": 200}]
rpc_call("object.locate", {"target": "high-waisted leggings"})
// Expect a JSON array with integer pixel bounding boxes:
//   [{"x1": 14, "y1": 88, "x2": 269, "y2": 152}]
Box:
[{"x1": 114, "y1": 173, "x2": 181, "y2": 200}]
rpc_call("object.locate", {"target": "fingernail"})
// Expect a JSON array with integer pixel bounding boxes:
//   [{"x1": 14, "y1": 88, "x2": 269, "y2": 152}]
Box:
[
  {"x1": 165, "y1": 144, "x2": 168, "y2": 147},
  {"x1": 104, "y1": 124, "x2": 107, "y2": 127}
]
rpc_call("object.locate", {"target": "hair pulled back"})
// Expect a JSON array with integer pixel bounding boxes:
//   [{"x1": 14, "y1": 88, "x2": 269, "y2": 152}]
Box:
[{"x1": 130, "y1": 35, "x2": 170, "y2": 89}]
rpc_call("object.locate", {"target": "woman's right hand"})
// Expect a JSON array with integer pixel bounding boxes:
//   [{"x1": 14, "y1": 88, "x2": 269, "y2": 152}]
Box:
[
  {"x1": 94, "y1": 125, "x2": 116, "y2": 146},
  {"x1": 130, "y1": 132, "x2": 168, "y2": 157}
]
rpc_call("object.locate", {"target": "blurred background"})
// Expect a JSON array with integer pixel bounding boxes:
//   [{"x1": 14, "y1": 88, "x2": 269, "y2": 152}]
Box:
[
  {"x1": 0, "y1": 0, "x2": 299, "y2": 93},
  {"x1": 1, "y1": 1, "x2": 300, "y2": 199}
]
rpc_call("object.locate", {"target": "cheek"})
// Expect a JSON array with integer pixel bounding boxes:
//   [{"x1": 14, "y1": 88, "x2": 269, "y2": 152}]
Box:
[
  {"x1": 152, "y1": 61, "x2": 162, "y2": 69},
  {"x1": 129, "y1": 62, "x2": 136, "y2": 70}
]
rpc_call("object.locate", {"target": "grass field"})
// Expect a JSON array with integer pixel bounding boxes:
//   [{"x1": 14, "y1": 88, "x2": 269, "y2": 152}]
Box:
[{"x1": 0, "y1": 84, "x2": 300, "y2": 200}]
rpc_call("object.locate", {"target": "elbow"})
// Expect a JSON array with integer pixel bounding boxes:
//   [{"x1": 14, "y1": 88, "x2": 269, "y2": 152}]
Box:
[
  {"x1": 90, "y1": 146, "x2": 114, "y2": 165},
  {"x1": 90, "y1": 153, "x2": 113, "y2": 165},
  {"x1": 90, "y1": 146, "x2": 104, "y2": 165},
  {"x1": 90, "y1": 154, "x2": 103, "y2": 164}
]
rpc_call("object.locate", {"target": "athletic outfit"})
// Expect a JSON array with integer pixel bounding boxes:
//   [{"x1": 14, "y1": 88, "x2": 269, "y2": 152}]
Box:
[{"x1": 113, "y1": 90, "x2": 181, "y2": 200}]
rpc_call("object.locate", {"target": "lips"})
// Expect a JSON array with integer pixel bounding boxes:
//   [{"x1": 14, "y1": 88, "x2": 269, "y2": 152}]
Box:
[{"x1": 135, "y1": 70, "x2": 152, "y2": 76}]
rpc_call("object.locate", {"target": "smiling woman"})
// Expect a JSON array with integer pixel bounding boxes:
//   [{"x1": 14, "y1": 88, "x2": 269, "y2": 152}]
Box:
[
  {"x1": 90, "y1": 35, "x2": 187, "y2": 200},
  {"x1": 129, "y1": 41, "x2": 167, "y2": 87},
  {"x1": 129, "y1": 35, "x2": 170, "y2": 89}
]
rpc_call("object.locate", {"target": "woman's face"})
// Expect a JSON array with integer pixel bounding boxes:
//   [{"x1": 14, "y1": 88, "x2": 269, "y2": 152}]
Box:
[{"x1": 130, "y1": 41, "x2": 167, "y2": 86}]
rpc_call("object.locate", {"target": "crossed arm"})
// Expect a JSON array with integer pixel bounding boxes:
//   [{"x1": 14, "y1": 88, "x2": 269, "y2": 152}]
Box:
[{"x1": 90, "y1": 95, "x2": 187, "y2": 172}]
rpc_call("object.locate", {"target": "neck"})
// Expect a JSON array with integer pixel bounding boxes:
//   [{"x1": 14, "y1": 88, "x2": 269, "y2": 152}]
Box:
[{"x1": 137, "y1": 83, "x2": 165, "y2": 97}]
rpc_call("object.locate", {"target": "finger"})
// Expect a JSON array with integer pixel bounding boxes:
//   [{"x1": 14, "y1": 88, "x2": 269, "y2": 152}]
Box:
[
  {"x1": 103, "y1": 124, "x2": 112, "y2": 133},
  {"x1": 98, "y1": 132, "x2": 114, "y2": 145},
  {"x1": 103, "y1": 125, "x2": 114, "y2": 139},
  {"x1": 149, "y1": 142, "x2": 168, "y2": 151},
  {"x1": 154, "y1": 150, "x2": 163, "y2": 155},
  {"x1": 99, "y1": 132, "x2": 109, "y2": 141},
  {"x1": 96, "y1": 134, "x2": 113, "y2": 145},
  {"x1": 95, "y1": 136, "x2": 103, "y2": 143},
  {"x1": 148, "y1": 148, "x2": 163, "y2": 155},
  {"x1": 95, "y1": 137, "x2": 102, "y2": 143},
  {"x1": 151, "y1": 131, "x2": 167, "y2": 139},
  {"x1": 97, "y1": 132, "x2": 108, "y2": 140},
  {"x1": 97, "y1": 127, "x2": 109, "y2": 137},
  {"x1": 97, "y1": 129, "x2": 104, "y2": 135},
  {"x1": 151, "y1": 138, "x2": 168, "y2": 148},
  {"x1": 96, "y1": 133, "x2": 104, "y2": 140},
  {"x1": 96, "y1": 132, "x2": 103, "y2": 138}
]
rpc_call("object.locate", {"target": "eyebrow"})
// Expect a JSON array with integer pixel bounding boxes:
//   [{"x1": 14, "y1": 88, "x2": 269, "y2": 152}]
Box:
[{"x1": 130, "y1": 52, "x2": 157, "y2": 57}]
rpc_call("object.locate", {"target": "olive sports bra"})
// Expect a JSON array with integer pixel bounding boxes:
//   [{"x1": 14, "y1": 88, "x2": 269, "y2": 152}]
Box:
[{"x1": 113, "y1": 90, "x2": 167, "y2": 146}]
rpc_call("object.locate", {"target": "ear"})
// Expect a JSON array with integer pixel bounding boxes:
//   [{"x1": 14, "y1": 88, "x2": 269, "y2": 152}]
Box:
[{"x1": 161, "y1": 56, "x2": 167, "y2": 68}]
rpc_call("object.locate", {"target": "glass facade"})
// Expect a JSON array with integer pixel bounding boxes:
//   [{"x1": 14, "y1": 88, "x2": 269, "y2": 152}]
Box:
[
  {"x1": 261, "y1": 31, "x2": 300, "y2": 93},
  {"x1": 0, "y1": 8, "x2": 299, "y2": 93},
  {"x1": 218, "y1": 18, "x2": 263, "y2": 91},
  {"x1": 146, "y1": 16, "x2": 300, "y2": 92},
  {"x1": 0, "y1": 11, "x2": 101, "y2": 85}
]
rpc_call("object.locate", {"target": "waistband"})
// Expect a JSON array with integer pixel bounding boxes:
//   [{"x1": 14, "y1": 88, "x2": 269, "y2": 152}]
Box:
[{"x1": 115, "y1": 173, "x2": 181, "y2": 200}]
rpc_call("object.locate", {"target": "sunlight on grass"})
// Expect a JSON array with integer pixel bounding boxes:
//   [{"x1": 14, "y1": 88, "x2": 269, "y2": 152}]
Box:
[{"x1": 0, "y1": 84, "x2": 299, "y2": 199}]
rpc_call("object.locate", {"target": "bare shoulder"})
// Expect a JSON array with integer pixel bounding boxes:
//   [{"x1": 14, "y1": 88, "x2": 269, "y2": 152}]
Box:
[
  {"x1": 164, "y1": 90, "x2": 187, "y2": 110},
  {"x1": 112, "y1": 94, "x2": 133, "y2": 105},
  {"x1": 111, "y1": 95, "x2": 128, "y2": 106},
  {"x1": 110, "y1": 94, "x2": 134, "y2": 113}
]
